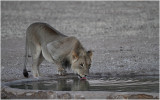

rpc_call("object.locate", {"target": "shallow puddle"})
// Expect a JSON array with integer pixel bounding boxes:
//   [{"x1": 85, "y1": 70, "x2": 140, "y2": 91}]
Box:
[{"x1": 10, "y1": 76, "x2": 159, "y2": 92}]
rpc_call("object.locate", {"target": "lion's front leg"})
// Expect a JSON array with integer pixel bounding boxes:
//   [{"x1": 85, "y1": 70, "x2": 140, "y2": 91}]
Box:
[
  {"x1": 53, "y1": 60, "x2": 67, "y2": 76},
  {"x1": 57, "y1": 67, "x2": 67, "y2": 76}
]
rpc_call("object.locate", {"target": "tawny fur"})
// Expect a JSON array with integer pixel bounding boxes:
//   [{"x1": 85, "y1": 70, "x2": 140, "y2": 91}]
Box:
[{"x1": 23, "y1": 22, "x2": 92, "y2": 78}]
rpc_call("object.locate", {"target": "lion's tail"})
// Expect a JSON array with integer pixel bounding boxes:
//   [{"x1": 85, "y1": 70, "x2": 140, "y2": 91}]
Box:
[{"x1": 23, "y1": 33, "x2": 30, "y2": 78}]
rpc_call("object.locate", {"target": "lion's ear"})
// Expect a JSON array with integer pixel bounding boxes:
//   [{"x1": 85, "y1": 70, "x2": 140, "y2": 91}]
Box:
[
  {"x1": 87, "y1": 50, "x2": 93, "y2": 59},
  {"x1": 72, "y1": 50, "x2": 78, "y2": 63}
]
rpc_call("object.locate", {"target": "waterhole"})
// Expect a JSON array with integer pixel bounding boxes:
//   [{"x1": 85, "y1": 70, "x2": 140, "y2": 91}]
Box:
[{"x1": 9, "y1": 76, "x2": 158, "y2": 92}]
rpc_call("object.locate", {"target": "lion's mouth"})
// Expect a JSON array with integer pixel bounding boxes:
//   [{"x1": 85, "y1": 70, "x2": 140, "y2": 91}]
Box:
[{"x1": 77, "y1": 74, "x2": 87, "y2": 80}]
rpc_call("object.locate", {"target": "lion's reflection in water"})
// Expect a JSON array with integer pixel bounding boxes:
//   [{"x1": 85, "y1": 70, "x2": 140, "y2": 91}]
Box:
[
  {"x1": 27, "y1": 78, "x2": 90, "y2": 91},
  {"x1": 56, "y1": 79, "x2": 90, "y2": 91}
]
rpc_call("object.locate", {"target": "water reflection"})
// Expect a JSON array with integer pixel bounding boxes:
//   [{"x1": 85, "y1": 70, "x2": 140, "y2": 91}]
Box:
[
  {"x1": 10, "y1": 76, "x2": 159, "y2": 92},
  {"x1": 13, "y1": 78, "x2": 90, "y2": 91},
  {"x1": 56, "y1": 79, "x2": 90, "y2": 91}
]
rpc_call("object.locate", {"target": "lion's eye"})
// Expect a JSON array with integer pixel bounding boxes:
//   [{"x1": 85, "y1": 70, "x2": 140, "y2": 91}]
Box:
[
  {"x1": 80, "y1": 63, "x2": 84, "y2": 67},
  {"x1": 88, "y1": 64, "x2": 91, "y2": 69}
]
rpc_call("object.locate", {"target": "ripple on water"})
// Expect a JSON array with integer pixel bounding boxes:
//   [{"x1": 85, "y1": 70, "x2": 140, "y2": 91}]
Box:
[{"x1": 9, "y1": 76, "x2": 159, "y2": 92}]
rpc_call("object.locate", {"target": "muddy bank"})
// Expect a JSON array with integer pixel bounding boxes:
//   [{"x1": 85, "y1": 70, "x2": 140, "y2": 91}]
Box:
[{"x1": 1, "y1": 74, "x2": 159, "y2": 99}]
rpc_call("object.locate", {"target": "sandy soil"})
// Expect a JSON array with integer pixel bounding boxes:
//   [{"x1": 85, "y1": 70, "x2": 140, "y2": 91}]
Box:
[{"x1": 1, "y1": 1, "x2": 159, "y2": 82}]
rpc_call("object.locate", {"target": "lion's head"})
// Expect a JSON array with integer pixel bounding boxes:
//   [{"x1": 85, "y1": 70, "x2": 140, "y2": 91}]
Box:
[{"x1": 71, "y1": 50, "x2": 92, "y2": 79}]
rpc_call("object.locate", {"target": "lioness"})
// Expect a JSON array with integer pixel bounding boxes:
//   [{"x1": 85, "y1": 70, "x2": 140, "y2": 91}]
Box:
[{"x1": 23, "y1": 22, "x2": 92, "y2": 79}]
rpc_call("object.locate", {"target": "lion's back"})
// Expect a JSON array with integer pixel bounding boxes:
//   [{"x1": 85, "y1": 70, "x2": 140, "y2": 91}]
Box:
[{"x1": 26, "y1": 22, "x2": 66, "y2": 44}]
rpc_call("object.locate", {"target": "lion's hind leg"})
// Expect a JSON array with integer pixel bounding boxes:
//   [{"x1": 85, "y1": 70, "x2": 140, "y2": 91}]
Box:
[{"x1": 30, "y1": 42, "x2": 42, "y2": 78}]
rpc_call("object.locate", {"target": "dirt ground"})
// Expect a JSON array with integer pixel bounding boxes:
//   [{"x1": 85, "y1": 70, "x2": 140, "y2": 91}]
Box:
[{"x1": 1, "y1": 1, "x2": 159, "y2": 82}]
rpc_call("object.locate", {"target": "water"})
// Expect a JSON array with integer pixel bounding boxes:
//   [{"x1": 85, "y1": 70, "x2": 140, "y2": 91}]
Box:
[{"x1": 10, "y1": 76, "x2": 159, "y2": 92}]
